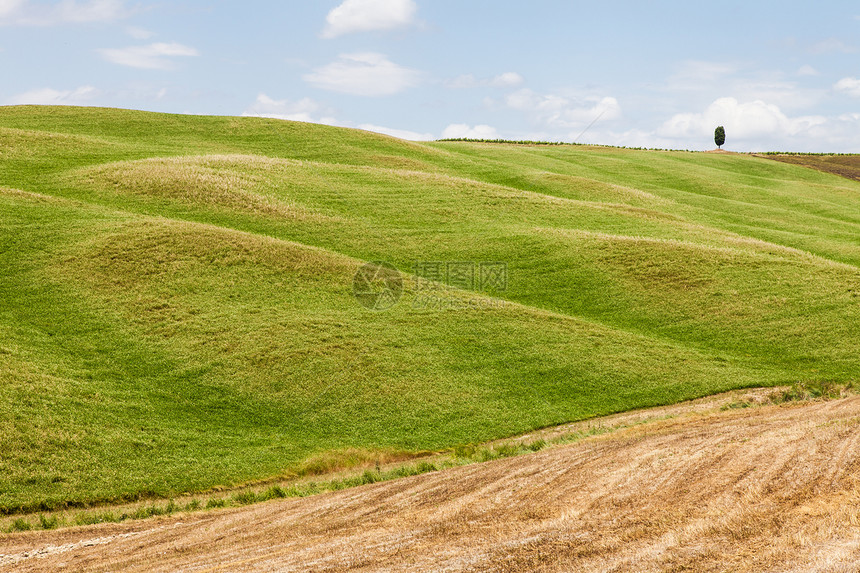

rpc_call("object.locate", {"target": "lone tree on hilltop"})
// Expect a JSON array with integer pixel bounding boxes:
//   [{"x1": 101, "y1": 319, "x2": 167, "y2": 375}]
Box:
[{"x1": 714, "y1": 125, "x2": 726, "y2": 149}]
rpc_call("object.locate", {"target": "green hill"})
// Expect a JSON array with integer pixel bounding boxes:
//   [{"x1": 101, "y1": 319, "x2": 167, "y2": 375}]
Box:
[{"x1": 1, "y1": 105, "x2": 858, "y2": 513}]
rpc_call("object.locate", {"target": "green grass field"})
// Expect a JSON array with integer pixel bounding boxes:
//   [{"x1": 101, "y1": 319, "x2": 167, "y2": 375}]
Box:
[{"x1": 1, "y1": 105, "x2": 858, "y2": 514}]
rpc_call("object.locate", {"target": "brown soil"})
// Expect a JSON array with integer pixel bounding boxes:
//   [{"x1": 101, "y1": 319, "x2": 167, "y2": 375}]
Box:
[
  {"x1": 3, "y1": 395, "x2": 860, "y2": 572},
  {"x1": 758, "y1": 153, "x2": 860, "y2": 182}
]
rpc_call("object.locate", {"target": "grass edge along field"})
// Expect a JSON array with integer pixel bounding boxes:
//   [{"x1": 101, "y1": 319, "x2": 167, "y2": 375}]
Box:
[{"x1": 1, "y1": 381, "x2": 852, "y2": 533}]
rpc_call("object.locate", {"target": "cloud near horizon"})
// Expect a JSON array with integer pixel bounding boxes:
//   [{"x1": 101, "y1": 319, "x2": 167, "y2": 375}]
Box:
[
  {"x1": 503, "y1": 89, "x2": 622, "y2": 130},
  {"x1": 304, "y1": 52, "x2": 421, "y2": 96},
  {"x1": 441, "y1": 123, "x2": 500, "y2": 139},
  {"x1": 242, "y1": 93, "x2": 432, "y2": 140},
  {"x1": 357, "y1": 123, "x2": 434, "y2": 140},
  {"x1": 7, "y1": 85, "x2": 99, "y2": 105},
  {"x1": 658, "y1": 97, "x2": 826, "y2": 142},
  {"x1": 241, "y1": 94, "x2": 336, "y2": 125}
]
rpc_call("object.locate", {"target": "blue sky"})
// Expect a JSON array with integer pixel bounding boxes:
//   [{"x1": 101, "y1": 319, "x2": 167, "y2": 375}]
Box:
[{"x1": 3, "y1": 0, "x2": 860, "y2": 151}]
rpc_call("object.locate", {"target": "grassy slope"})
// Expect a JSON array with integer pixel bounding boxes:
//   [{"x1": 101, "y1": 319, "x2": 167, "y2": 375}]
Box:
[{"x1": 0, "y1": 105, "x2": 858, "y2": 512}]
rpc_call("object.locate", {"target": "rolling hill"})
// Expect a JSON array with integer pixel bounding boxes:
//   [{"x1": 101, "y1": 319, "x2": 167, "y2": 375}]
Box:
[{"x1": 0, "y1": 105, "x2": 858, "y2": 515}]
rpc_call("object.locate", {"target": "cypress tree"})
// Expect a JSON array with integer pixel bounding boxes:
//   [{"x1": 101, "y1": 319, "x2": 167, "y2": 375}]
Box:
[{"x1": 714, "y1": 126, "x2": 726, "y2": 149}]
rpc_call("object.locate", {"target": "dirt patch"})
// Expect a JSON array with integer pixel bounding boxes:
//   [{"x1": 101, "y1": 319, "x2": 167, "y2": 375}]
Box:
[{"x1": 758, "y1": 153, "x2": 860, "y2": 182}]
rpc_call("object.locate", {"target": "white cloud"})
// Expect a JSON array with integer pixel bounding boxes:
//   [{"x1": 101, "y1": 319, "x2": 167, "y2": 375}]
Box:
[
  {"x1": 834, "y1": 77, "x2": 860, "y2": 97},
  {"x1": 504, "y1": 89, "x2": 621, "y2": 128},
  {"x1": 797, "y1": 64, "x2": 818, "y2": 76},
  {"x1": 0, "y1": 0, "x2": 24, "y2": 17},
  {"x1": 735, "y1": 80, "x2": 822, "y2": 111},
  {"x1": 242, "y1": 94, "x2": 433, "y2": 139},
  {"x1": 0, "y1": 0, "x2": 127, "y2": 25},
  {"x1": 657, "y1": 97, "x2": 826, "y2": 147},
  {"x1": 126, "y1": 25, "x2": 153, "y2": 39},
  {"x1": 445, "y1": 74, "x2": 480, "y2": 89},
  {"x1": 242, "y1": 93, "x2": 336, "y2": 125},
  {"x1": 491, "y1": 72, "x2": 524, "y2": 88},
  {"x1": 322, "y1": 0, "x2": 416, "y2": 38},
  {"x1": 56, "y1": 0, "x2": 125, "y2": 22},
  {"x1": 441, "y1": 123, "x2": 500, "y2": 139},
  {"x1": 446, "y1": 71, "x2": 523, "y2": 89},
  {"x1": 663, "y1": 61, "x2": 822, "y2": 111},
  {"x1": 99, "y1": 42, "x2": 198, "y2": 70},
  {"x1": 357, "y1": 123, "x2": 434, "y2": 140},
  {"x1": 304, "y1": 52, "x2": 420, "y2": 96},
  {"x1": 668, "y1": 60, "x2": 739, "y2": 89},
  {"x1": 8, "y1": 85, "x2": 98, "y2": 105},
  {"x1": 811, "y1": 38, "x2": 857, "y2": 54},
  {"x1": 593, "y1": 128, "x2": 679, "y2": 150}
]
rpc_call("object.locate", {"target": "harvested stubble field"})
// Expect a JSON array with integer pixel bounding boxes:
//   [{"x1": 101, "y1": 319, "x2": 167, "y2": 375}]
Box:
[{"x1": 2, "y1": 394, "x2": 860, "y2": 572}]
